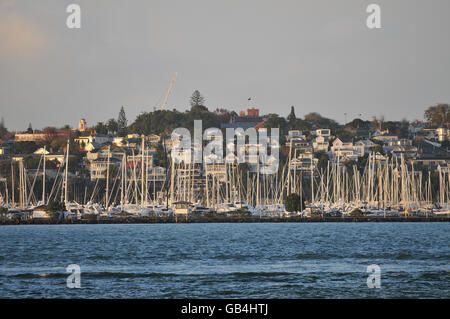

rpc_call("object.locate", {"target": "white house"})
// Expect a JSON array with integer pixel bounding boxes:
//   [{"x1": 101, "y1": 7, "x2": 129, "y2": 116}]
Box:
[
  {"x1": 313, "y1": 135, "x2": 329, "y2": 152},
  {"x1": 330, "y1": 138, "x2": 363, "y2": 161},
  {"x1": 355, "y1": 139, "x2": 377, "y2": 155},
  {"x1": 75, "y1": 134, "x2": 114, "y2": 151},
  {"x1": 315, "y1": 129, "x2": 331, "y2": 137}
]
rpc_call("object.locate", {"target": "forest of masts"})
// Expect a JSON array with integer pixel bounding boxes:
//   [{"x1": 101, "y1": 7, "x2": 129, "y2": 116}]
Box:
[{"x1": 2, "y1": 138, "x2": 450, "y2": 213}]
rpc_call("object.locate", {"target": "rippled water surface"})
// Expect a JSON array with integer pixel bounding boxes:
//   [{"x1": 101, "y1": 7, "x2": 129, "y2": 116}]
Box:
[{"x1": 0, "y1": 223, "x2": 449, "y2": 298}]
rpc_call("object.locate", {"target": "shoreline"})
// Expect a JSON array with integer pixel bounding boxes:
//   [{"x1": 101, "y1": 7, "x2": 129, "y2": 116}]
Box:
[{"x1": 1, "y1": 216, "x2": 449, "y2": 225}]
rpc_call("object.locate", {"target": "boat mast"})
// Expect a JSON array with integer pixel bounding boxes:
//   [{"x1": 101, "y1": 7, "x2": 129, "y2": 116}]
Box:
[
  {"x1": 105, "y1": 146, "x2": 110, "y2": 209},
  {"x1": 141, "y1": 136, "x2": 145, "y2": 208},
  {"x1": 11, "y1": 161, "x2": 15, "y2": 208},
  {"x1": 42, "y1": 145, "x2": 46, "y2": 205}
]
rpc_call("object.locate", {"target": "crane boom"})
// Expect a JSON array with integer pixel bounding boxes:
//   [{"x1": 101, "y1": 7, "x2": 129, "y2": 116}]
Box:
[{"x1": 161, "y1": 72, "x2": 178, "y2": 110}]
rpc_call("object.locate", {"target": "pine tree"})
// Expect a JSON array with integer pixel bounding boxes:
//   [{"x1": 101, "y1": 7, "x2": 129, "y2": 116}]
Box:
[
  {"x1": 117, "y1": 106, "x2": 127, "y2": 137},
  {"x1": 0, "y1": 117, "x2": 7, "y2": 138},
  {"x1": 190, "y1": 90, "x2": 205, "y2": 108},
  {"x1": 287, "y1": 106, "x2": 296, "y2": 123},
  {"x1": 26, "y1": 123, "x2": 33, "y2": 133}
]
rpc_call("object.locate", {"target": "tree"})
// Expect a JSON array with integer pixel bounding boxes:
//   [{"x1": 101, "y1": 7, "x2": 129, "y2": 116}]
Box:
[
  {"x1": 349, "y1": 208, "x2": 364, "y2": 217},
  {"x1": 26, "y1": 123, "x2": 33, "y2": 133},
  {"x1": 424, "y1": 104, "x2": 450, "y2": 126},
  {"x1": 117, "y1": 106, "x2": 128, "y2": 137},
  {"x1": 93, "y1": 122, "x2": 108, "y2": 135},
  {"x1": 46, "y1": 201, "x2": 65, "y2": 212},
  {"x1": 107, "y1": 118, "x2": 119, "y2": 134},
  {"x1": 43, "y1": 127, "x2": 57, "y2": 144},
  {"x1": 0, "y1": 117, "x2": 7, "y2": 138},
  {"x1": 345, "y1": 118, "x2": 370, "y2": 130},
  {"x1": 11, "y1": 141, "x2": 39, "y2": 154},
  {"x1": 304, "y1": 112, "x2": 338, "y2": 129},
  {"x1": 0, "y1": 206, "x2": 8, "y2": 219},
  {"x1": 263, "y1": 114, "x2": 288, "y2": 137},
  {"x1": 287, "y1": 106, "x2": 296, "y2": 124},
  {"x1": 190, "y1": 90, "x2": 205, "y2": 108},
  {"x1": 285, "y1": 193, "x2": 303, "y2": 212}
]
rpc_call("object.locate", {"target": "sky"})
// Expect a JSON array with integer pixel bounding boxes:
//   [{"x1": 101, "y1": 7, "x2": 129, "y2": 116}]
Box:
[{"x1": 0, "y1": 0, "x2": 450, "y2": 131}]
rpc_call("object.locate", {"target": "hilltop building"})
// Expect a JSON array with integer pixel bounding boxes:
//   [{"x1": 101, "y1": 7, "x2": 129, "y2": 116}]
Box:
[{"x1": 221, "y1": 108, "x2": 264, "y2": 130}]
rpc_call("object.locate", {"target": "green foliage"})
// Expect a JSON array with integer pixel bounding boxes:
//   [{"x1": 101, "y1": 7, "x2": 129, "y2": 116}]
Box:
[
  {"x1": 107, "y1": 118, "x2": 119, "y2": 134},
  {"x1": 424, "y1": 104, "x2": 450, "y2": 126},
  {"x1": 285, "y1": 193, "x2": 303, "y2": 212},
  {"x1": 289, "y1": 118, "x2": 312, "y2": 131},
  {"x1": 349, "y1": 208, "x2": 364, "y2": 217},
  {"x1": 45, "y1": 201, "x2": 65, "y2": 213},
  {"x1": 0, "y1": 206, "x2": 8, "y2": 215},
  {"x1": 129, "y1": 108, "x2": 230, "y2": 136},
  {"x1": 190, "y1": 90, "x2": 205, "y2": 108},
  {"x1": 10, "y1": 141, "x2": 39, "y2": 154},
  {"x1": 23, "y1": 156, "x2": 42, "y2": 169},
  {"x1": 235, "y1": 209, "x2": 251, "y2": 217},
  {"x1": 118, "y1": 106, "x2": 128, "y2": 137},
  {"x1": 93, "y1": 122, "x2": 108, "y2": 135},
  {"x1": 263, "y1": 114, "x2": 288, "y2": 136},
  {"x1": 345, "y1": 118, "x2": 371, "y2": 130},
  {"x1": 304, "y1": 112, "x2": 339, "y2": 129},
  {"x1": 0, "y1": 117, "x2": 8, "y2": 139},
  {"x1": 287, "y1": 106, "x2": 296, "y2": 123}
]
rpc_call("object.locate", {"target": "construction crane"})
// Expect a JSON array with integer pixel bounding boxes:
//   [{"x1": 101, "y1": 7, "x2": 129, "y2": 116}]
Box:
[{"x1": 161, "y1": 72, "x2": 178, "y2": 110}]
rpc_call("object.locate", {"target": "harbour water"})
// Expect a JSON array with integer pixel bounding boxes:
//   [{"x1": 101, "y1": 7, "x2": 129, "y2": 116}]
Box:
[{"x1": 0, "y1": 223, "x2": 448, "y2": 298}]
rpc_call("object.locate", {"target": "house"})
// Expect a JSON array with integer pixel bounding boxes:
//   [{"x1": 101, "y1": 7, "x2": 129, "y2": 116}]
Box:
[
  {"x1": 313, "y1": 135, "x2": 329, "y2": 153},
  {"x1": 287, "y1": 130, "x2": 305, "y2": 140},
  {"x1": 15, "y1": 132, "x2": 46, "y2": 142},
  {"x1": 381, "y1": 138, "x2": 417, "y2": 159},
  {"x1": 330, "y1": 138, "x2": 363, "y2": 161},
  {"x1": 312, "y1": 129, "x2": 331, "y2": 152},
  {"x1": 86, "y1": 150, "x2": 126, "y2": 180},
  {"x1": 355, "y1": 139, "x2": 377, "y2": 155},
  {"x1": 221, "y1": 108, "x2": 264, "y2": 130},
  {"x1": 75, "y1": 134, "x2": 114, "y2": 151},
  {"x1": 287, "y1": 137, "x2": 311, "y2": 151},
  {"x1": 386, "y1": 145, "x2": 418, "y2": 159},
  {"x1": 290, "y1": 153, "x2": 317, "y2": 172},
  {"x1": 315, "y1": 129, "x2": 331, "y2": 137},
  {"x1": 372, "y1": 134, "x2": 399, "y2": 144},
  {"x1": 89, "y1": 159, "x2": 120, "y2": 180}
]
